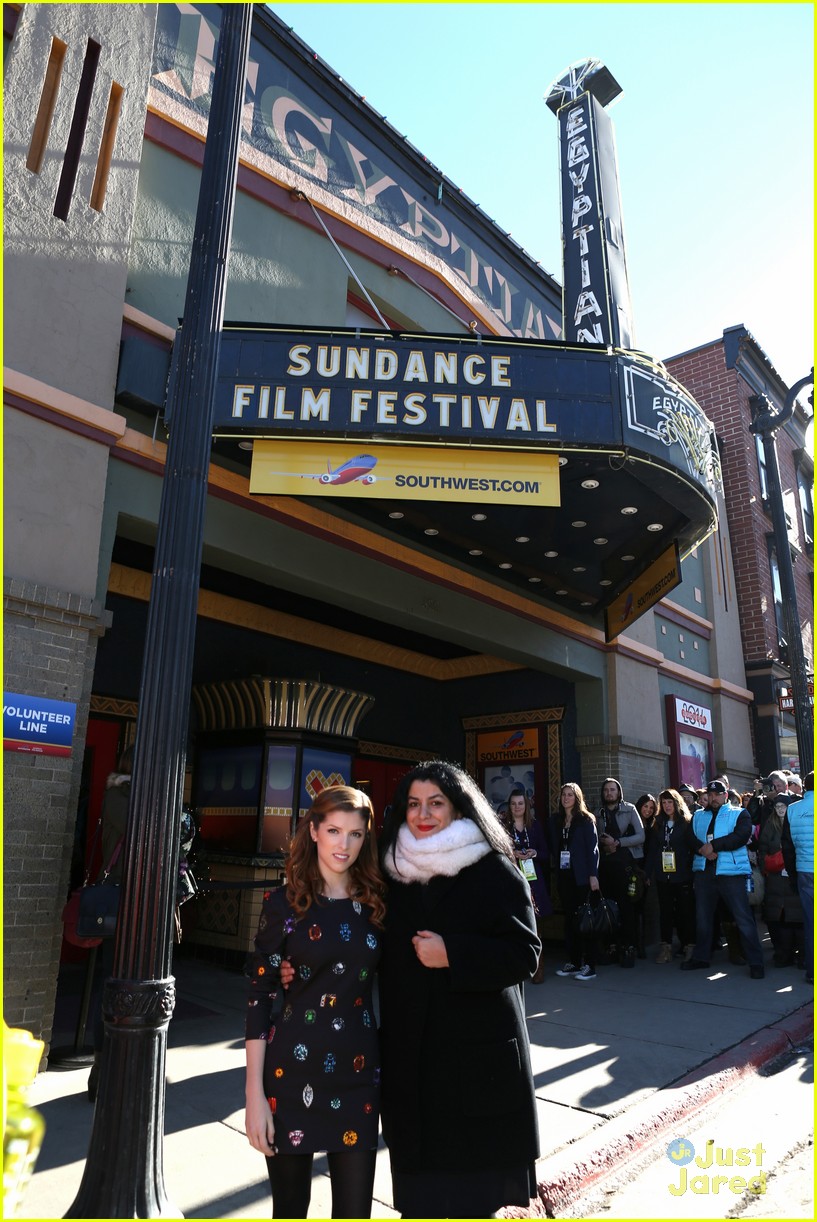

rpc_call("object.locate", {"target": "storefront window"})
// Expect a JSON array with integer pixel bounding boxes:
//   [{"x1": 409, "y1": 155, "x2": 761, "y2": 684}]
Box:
[
  {"x1": 755, "y1": 434, "x2": 769, "y2": 502},
  {"x1": 299, "y1": 748, "x2": 352, "y2": 817},
  {"x1": 261, "y1": 744, "x2": 297, "y2": 852},
  {"x1": 768, "y1": 543, "x2": 787, "y2": 659},
  {"x1": 797, "y1": 466, "x2": 814, "y2": 550},
  {"x1": 195, "y1": 743, "x2": 261, "y2": 852}
]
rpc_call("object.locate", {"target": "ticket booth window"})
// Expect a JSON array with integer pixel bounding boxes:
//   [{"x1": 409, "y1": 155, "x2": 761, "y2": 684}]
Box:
[
  {"x1": 261, "y1": 744, "x2": 297, "y2": 853},
  {"x1": 195, "y1": 742, "x2": 262, "y2": 853}
]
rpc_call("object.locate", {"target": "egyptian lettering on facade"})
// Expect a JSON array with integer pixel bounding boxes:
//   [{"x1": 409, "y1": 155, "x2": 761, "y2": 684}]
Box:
[{"x1": 149, "y1": 6, "x2": 562, "y2": 342}]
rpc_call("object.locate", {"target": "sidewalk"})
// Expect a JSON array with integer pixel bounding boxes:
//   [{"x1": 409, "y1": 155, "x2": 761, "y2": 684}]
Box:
[{"x1": 20, "y1": 939, "x2": 813, "y2": 1220}]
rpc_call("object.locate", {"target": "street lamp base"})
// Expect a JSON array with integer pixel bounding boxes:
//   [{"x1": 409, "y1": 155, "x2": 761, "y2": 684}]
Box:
[{"x1": 65, "y1": 978, "x2": 182, "y2": 1219}]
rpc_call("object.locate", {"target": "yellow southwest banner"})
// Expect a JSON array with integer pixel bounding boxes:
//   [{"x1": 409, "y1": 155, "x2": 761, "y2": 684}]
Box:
[
  {"x1": 250, "y1": 440, "x2": 560, "y2": 506},
  {"x1": 476, "y1": 728, "x2": 539, "y2": 763},
  {"x1": 604, "y1": 542, "x2": 681, "y2": 642}
]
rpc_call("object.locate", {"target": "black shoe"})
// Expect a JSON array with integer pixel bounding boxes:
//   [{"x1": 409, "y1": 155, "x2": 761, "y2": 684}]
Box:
[
  {"x1": 749, "y1": 965, "x2": 765, "y2": 979},
  {"x1": 619, "y1": 945, "x2": 636, "y2": 968},
  {"x1": 681, "y1": 959, "x2": 710, "y2": 971}
]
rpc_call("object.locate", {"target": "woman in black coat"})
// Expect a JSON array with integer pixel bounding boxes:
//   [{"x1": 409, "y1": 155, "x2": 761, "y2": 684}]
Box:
[
  {"x1": 644, "y1": 788, "x2": 697, "y2": 962},
  {"x1": 548, "y1": 783, "x2": 600, "y2": 981},
  {"x1": 502, "y1": 788, "x2": 553, "y2": 983},
  {"x1": 378, "y1": 760, "x2": 540, "y2": 1220},
  {"x1": 758, "y1": 793, "x2": 804, "y2": 966}
]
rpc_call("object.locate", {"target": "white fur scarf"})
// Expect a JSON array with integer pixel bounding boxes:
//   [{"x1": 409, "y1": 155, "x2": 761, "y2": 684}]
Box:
[{"x1": 384, "y1": 818, "x2": 491, "y2": 884}]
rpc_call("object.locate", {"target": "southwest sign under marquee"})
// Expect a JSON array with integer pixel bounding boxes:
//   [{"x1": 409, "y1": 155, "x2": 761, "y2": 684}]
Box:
[{"x1": 249, "y1": 441, "x2": 561, "y2": 506}]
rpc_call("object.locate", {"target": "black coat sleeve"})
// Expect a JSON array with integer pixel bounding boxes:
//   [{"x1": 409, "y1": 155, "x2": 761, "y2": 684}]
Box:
[
  {"x1": 781, "y1": 816, "x2": 797, "y2": 881},
  {"x1": 443, "y1": 854, "x2": 540, "y2": 991},
  {"x1": 245, "y1": 887, "x2": 289, "y2": 1040}
]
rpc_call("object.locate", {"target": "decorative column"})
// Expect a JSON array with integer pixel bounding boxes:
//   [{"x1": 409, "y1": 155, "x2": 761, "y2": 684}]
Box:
[{"x1": 66, "y1": 6, "x2": 253, "y2": 1216}]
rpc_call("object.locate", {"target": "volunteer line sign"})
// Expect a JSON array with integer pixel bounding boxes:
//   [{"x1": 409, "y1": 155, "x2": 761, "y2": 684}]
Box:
[
  {"x1": 250, "y1": 440, "x2": 561, "y2": 505},
  {"x1": 209, "y1": 328, "x2": 617, "y2": 447},
  {"x1": 4, "y1": 691, "x2": 77, "y2": 756}
]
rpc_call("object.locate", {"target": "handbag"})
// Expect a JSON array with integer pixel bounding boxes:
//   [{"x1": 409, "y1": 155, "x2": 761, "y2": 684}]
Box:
[
  {"x1": 75, "y1": 834, "x2": 124, "y2": 939},
  {"x1": 763, "y1": 849, "x2": 785, "y2": 875},
  {"x1": 748, "y1": 866, "x2": 765, "y2": 907},
  {"x1": 77, "y1": 881, "x2": 121, "y2": 938},
  {"x1": 576, "y1": 890, "x2": 620, "y2": 937},
  {"x1": 62, "y1": 888, "x2": 103, "y2": 948}
]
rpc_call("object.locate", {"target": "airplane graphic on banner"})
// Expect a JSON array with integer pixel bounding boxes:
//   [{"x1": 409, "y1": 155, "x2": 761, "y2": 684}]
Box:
[{"x1": 284, "y1": 454, "x2": 378, "y2": 485}]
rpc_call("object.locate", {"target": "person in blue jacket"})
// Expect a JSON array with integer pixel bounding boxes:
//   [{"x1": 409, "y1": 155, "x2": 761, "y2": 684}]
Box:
[
  {"x1": 782, "y1": 770, "x2": 814, "y2": 985},
  {"x1": 682, "y1": 779, "x2": 765, "y2": 977}
]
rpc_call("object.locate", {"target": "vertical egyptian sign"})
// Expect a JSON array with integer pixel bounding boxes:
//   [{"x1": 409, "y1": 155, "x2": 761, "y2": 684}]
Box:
[{"x1": 546, "y1": 60, "x2": 635, "y2": 350}]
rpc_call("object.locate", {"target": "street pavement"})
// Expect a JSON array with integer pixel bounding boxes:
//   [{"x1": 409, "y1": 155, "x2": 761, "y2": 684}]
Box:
[
  {"x1": 565, "y1": 1043, "x2": 814, "y2": 1219},
  {"x1": 19, "y1": 935, "x2": 813, "y2": 1220}
]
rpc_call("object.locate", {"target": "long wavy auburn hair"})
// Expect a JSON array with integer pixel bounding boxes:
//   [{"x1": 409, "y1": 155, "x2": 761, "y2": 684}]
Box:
[{"x1": 286, "y1": 785, "x2": 386, "y2": 928}]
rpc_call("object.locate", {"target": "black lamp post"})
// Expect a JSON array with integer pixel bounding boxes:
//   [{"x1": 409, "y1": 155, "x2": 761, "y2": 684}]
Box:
[
  {"x1": 66, "y1": 6, "x2": 253, "y2": 1216},
  {"x1": 750, "y1": 369, "x2": 814, "y2": 777}
]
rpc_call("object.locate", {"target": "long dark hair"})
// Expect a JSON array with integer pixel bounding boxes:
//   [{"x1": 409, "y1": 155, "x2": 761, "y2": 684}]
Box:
[
  {"x1": 635, "y1": 793, "x2": 658, "y2": 826},
  {"x1": 555, "y1": 782, "x2": 595, "y2": 830},
  {"x1": 286, "y1": 786, "x2": 386, "y2": 927},
  {"x1": 379, "y1": 759, "x2": 514, "y2": 867},
  {"x1": 504, "y1": 788, "x2": 534, "y2": 831},
  {"x1": 657, "y1": 788, "x2": 690, "y2": 823}
]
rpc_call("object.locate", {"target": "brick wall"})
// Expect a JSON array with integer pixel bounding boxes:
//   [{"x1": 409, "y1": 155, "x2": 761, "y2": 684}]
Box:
[
  {"x1": 3, "y1": 578, "x2": 110, "y2": 1050},
  {"x1": 667, "y1": 344, "x2": 813, "y2": 675},
  {"x1": 575, "y1": 736, "x2": 671, "y2": 809}
]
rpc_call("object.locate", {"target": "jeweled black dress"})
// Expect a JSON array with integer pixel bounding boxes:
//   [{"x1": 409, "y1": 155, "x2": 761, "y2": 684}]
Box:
[{"x1": 246, "y1": 887, "x2": 381, "y2": 1154}]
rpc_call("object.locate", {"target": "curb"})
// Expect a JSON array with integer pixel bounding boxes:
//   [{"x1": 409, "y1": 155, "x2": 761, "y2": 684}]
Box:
[{"x1": 517, "y1": 1002, "x2": 813, "y2": 1218}]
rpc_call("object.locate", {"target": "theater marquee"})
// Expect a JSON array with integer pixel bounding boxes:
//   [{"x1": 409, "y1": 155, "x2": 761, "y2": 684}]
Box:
[
  {"x1": 155, "y1": 21, "x2": 723, "y2": 629},
  {"x1": 208, "y1": 326, "x2": 722, "y2": 498},
  {"x1": 212, "y1": 328, "x2": 612, "y2": 445}
]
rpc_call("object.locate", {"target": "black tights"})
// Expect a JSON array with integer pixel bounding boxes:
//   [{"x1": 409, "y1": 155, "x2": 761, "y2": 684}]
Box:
[{"x1": 266, "y1": 1148, "x2": 376, "y2": 1219}]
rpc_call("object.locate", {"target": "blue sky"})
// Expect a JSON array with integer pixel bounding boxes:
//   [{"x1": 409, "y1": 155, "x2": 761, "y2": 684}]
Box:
[{"x1": 270, "y1": 2, "x2": 813, "y2": 390}]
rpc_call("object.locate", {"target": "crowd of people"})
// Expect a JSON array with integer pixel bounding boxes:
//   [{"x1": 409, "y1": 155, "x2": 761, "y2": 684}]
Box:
[
  {"x1": 537, "y1": 769, "x2": 812, "y2": 985},
  {"x1": 242, "y1": 761, "x2": 813, "y2": 1218}
]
